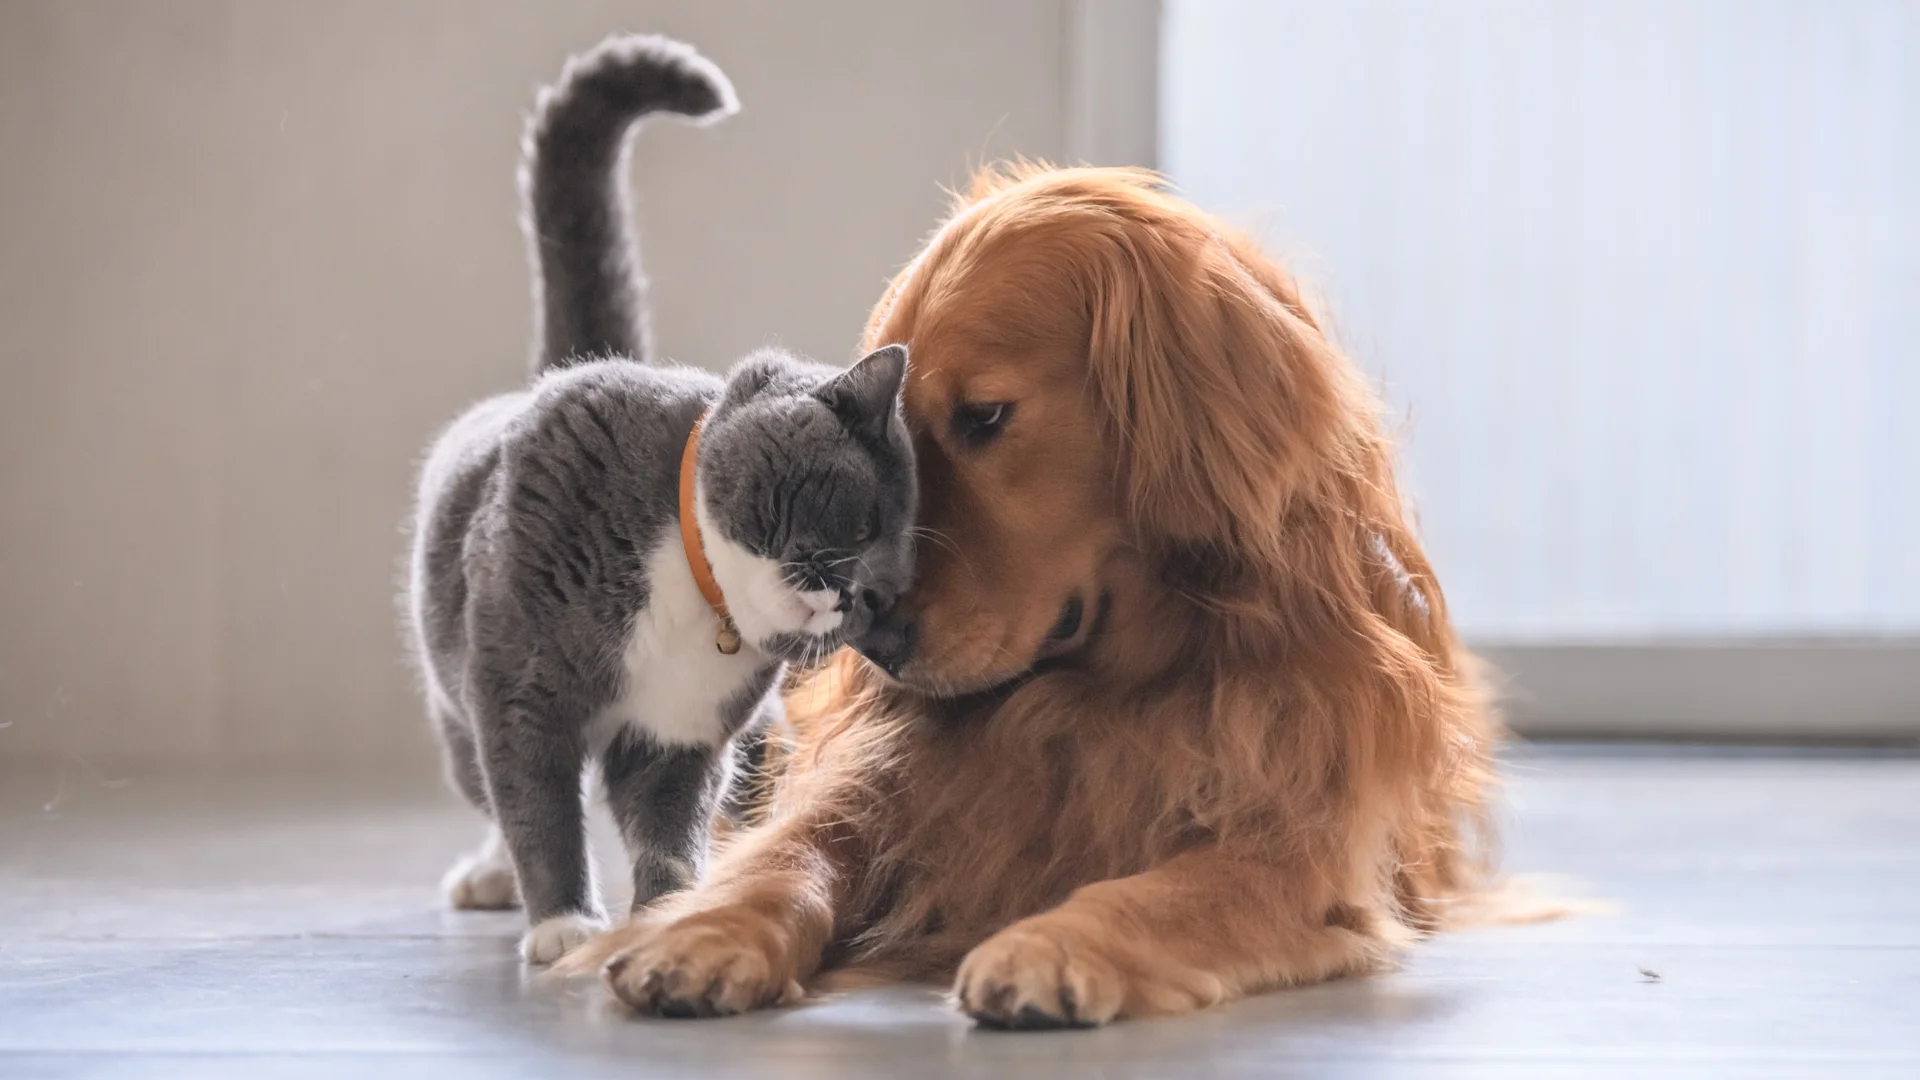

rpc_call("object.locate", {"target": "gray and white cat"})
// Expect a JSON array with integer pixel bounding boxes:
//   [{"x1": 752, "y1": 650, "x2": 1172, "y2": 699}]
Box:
[{"x1": 405, "y1": 34, "x2": 916, "y2": 964}]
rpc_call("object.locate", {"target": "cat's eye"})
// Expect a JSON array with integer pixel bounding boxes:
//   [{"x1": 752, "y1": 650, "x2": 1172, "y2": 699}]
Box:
[
  {"x1": 954, "y1": 401, "x2": 1012, "y2": 447},
  {"x1": 852, "y1": 523, "x2": 875, "y2": 546}
]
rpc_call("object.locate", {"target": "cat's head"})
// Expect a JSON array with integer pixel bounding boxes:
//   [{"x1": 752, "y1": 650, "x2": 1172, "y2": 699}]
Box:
[{"x1": 694, "y1": 344, "x2": 916, "y2": 664}]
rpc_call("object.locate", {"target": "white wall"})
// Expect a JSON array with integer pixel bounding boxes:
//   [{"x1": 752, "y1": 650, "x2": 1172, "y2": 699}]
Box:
[
  {"x1": 1164, "y1": 0, "x2": 1920, "y2": 643},
  {"x1": 0, "y1": 0, "x2": 1071, "y2": 768}
]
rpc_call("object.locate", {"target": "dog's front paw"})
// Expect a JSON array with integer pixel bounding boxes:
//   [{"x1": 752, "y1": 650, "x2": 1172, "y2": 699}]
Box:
[
  {"x1": 602, "y1": 908, "x2": 802, "y2": 1018},
  {"x1": 956, "y1": 914, "x2": 1224, "y2": 1029},
  {"x1": 955, "y1": 917, "x2": 1122, "y2": 1029},
  {"x1": 521, "y1": 911, "x2": 608, "y2": 965}
]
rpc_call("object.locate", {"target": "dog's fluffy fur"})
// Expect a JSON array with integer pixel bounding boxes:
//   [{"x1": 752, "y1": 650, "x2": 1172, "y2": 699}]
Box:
[{"x1": 566, "y1": 165, "x2": 1497, "y2": 1027}]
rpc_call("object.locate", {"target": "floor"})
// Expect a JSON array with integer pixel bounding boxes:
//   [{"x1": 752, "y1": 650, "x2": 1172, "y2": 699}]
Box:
[{"x1": 2, "y1": 746, "x2": 1916, "y2": 1079}]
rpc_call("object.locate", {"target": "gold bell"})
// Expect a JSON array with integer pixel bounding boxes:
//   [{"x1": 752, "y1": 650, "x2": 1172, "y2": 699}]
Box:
[{"x1": 715, "y1": 617, "x2": 742, "y2": 655}]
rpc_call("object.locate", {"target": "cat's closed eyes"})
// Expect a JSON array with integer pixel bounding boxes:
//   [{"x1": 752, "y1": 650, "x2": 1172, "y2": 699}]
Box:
[
  {"x1": 693, "y1": 346, "x2": 916, "y2": 665},
  {"x1": 404, "y1": 34, "x2": 915, "y2": 964}
]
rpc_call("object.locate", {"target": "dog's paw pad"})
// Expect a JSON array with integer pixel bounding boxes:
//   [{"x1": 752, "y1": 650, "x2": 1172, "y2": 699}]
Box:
[{"x1": 521, "y1": 911, "x2": 608, "y2": 965}]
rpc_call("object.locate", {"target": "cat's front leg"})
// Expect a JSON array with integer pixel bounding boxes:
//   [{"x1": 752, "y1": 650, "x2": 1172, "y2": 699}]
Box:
[
  {"x1": 599, "y1": 731, "x2": 726, "y2": 912},
  {"x1": 476, "y1": 708, "x2": 605, "y2": 964}
]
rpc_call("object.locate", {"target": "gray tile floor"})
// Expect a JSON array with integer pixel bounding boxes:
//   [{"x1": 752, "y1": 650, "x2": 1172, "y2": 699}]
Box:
[{"x1": 3, "y1": 746, "x2": 1917, "y2": 1079}]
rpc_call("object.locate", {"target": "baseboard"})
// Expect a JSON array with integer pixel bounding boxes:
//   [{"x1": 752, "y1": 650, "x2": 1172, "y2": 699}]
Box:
[{"x1": 1474, "y1": 640, "x2": 1920, "y2": 741}]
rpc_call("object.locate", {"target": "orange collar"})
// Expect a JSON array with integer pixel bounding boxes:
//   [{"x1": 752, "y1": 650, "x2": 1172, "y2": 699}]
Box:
[{"x1": 679, "y1": 411, "x2": 742, "y2": 654}]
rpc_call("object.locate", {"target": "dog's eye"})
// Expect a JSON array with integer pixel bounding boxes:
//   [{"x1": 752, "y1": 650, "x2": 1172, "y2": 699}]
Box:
[{"x1": 954, "y1": 402, "x2": 1012, "y2": 447}]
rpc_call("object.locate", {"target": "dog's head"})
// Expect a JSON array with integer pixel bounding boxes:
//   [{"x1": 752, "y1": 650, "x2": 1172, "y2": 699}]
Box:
[{"x1": 853, "y1": 167, "x2": 1373, "y2": 696}]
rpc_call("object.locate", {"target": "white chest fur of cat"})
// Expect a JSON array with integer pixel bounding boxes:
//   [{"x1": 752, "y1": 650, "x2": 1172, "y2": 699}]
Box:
[{"x1": 591, "y1": 522, "x2": 841, "y2": 754}]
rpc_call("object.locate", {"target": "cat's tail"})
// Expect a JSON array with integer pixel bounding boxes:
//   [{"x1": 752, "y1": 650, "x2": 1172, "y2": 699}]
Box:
[{"x1": 520, "y1": 34, "x2": 738, "y2": 373}]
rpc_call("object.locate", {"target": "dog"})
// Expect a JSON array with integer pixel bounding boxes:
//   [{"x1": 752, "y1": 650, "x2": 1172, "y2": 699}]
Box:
[{"x1": 565, "y1": 164, "x2": 1497, "y2": 1028}]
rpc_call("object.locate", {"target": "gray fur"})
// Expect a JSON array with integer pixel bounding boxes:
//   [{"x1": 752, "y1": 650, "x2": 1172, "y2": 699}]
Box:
[
  {"x1": 521, "y1": 33, "x2": 738, "y2": 372},
  {"x1": 405, "y1": 34, "x2": 915, "y2": 943}
]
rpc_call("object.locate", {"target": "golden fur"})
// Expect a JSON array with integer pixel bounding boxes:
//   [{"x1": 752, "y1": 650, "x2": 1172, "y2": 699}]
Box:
[{"x1": 564, "y1": 165, "x2": 1498, "y2": 1026}]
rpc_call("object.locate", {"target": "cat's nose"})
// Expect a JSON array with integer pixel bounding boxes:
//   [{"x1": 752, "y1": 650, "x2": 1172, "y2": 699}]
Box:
[{"x1": 852, "y1": 592, "x2": 916, "y2": 678}]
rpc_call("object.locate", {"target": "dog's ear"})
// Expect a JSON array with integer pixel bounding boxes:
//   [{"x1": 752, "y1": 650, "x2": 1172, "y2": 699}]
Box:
[{"x1": 1085, "y1": 217, "x2": 1359, "y2": 559}]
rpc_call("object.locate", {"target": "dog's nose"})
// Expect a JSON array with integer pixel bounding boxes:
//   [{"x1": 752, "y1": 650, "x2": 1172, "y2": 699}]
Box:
[{"x1": 853, "y1": 593, "x2": 917, "y2": 678}]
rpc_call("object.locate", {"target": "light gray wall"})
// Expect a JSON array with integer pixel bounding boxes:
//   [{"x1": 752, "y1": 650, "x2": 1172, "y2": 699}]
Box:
[
  {"x1": 0, "y1": 0, "x2": 1070, "y2": 769},
  {"x1": 1163, "y1": 0, "x2": 1920, "y2": 642},
  {"x1": 1159, "y1": 0, "x2": 1920, "y2": 739},
  {"x1": 1065, "y1": 0, "x2": 1160, "y2": 167}
]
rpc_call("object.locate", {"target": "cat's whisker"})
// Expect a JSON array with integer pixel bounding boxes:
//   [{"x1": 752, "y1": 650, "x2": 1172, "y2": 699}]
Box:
[
  {"x1": 909, "y1": 524, "x2": 986, "y2": 584},
  {"x1": 907, "y1": 525, "x2": 963, "y2": 559}
]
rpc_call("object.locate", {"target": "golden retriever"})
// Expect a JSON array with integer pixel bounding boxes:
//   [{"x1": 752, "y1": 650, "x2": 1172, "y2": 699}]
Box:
[{"x1": 566, "y1": 164, "x2": 1496, "y2": 1028}]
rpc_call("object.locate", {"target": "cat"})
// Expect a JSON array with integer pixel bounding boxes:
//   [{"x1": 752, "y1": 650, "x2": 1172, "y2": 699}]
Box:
[{"x1": 404, "y1": 33, "x2": 916, "y2": 965}]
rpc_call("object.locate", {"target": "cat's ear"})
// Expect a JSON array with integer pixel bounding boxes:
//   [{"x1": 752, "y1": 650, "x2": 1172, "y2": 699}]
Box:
[
  {"x1": 722, "y1": 351, "x2": 786, "y2": 407},
  {"x1": 816, "y1": 344, "x2": 908, "y2": 434}
]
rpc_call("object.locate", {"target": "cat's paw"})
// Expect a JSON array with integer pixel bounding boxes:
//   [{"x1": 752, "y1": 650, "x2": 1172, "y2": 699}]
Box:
[
  {"x1": 521, "y1": 911, "x2": 608, "y2": 965},
  {"x1": 441, "y1": 832, "x2": 519, "y2": 911}
]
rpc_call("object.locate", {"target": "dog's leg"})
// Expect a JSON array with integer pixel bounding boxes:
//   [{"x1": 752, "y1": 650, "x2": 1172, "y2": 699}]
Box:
[
  {"x1": 582, "y1": 815, "x2": 844, "y2": 1017},
  {"x1": 955, "y1": 847, "x2": 1398, "y2": 1028}
]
